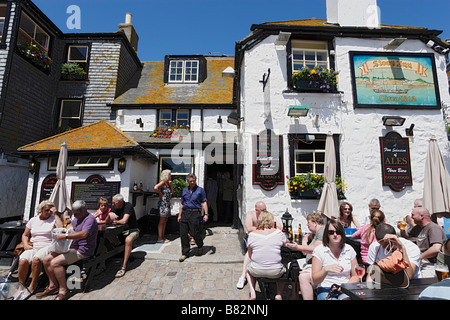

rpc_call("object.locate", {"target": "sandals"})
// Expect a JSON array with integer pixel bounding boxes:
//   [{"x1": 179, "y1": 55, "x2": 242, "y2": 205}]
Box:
[{"x1": 115, "y1": 267, "x2": 126, "y2": 278}]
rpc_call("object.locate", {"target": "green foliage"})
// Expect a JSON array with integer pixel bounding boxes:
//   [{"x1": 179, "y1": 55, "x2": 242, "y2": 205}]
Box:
[
  {"x1": 172, "y1": 178, "x2": 188, "y2": 197},
  {"x1": 292, "y1": 65, "x2": 339, "y2": 91},
  {"x1": 60, "y1": 62, "x2": 87, "y2": 80},
  {"x1": 17, "y1": 39, "x2": 52, "y2": 70},
  {"x1": 287, "y1": 172, "x2": 346, "y2": 198}
]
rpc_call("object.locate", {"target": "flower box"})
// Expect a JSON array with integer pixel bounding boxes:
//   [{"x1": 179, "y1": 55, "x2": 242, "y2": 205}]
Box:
[
  {"x1": 292, "y1": 66, "x2": 339, "y2": 93},
  {"x1": 16, "y1": 39, "x2": 52, "y2": 72},
  {"x1": 287, "y1": 172, "x2": 346, "y2": 199}
]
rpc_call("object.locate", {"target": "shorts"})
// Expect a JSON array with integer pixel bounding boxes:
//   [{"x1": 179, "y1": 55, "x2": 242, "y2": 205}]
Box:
[
  {"x1": 62, "y1": 249, "x2": 88, "y2": 265},
  {"x1": 123, "y1": 228, "x2": 140, "y2": 240},
  {"x1": 20, "y1": 245, "x2": 52, "y2": 263},
  {"x1": 247, "y1": 265, "x2": 286, "y2": 279}
]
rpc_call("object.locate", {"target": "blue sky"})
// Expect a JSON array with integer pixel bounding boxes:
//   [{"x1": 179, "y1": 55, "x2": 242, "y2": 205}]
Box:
[{"x1": 33, "y1": 0, "x2": 450, "y2": 62}]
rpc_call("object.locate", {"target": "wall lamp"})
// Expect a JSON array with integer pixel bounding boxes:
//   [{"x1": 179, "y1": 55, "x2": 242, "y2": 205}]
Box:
[
  {"x1": 136, "y1": 118, "x2": 143, "y2": 128},
  {"x1": 227, "y1": 112, "x2": 244, "y2": 126},
  {"x1": 382, "y1": 116, "x2": 406, "y2": 126},
  {"x1": 28, "y1": 159, "x2": 38, "y2": 174},
  {"x1": 217, "y1": 116, "x2": 222, "y2": 124},
  {"x1": 383, "y1": 37, "x2": 406, "y2": 50},
  {"x1": 288, "y1": 106, "x2": 309, "y2": 117},
  {"x1": 118, "y1": 157, "x2": 127, "y2": 173}
]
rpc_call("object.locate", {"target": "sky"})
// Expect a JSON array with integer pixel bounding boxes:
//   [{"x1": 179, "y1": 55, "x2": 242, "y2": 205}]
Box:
[{"x1": 32, "y1": 0, "x2": 450, "y2": 62}]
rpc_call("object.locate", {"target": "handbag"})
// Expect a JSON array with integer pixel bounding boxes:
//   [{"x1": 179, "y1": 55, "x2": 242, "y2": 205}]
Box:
[
  {"x1": 13, "y1": 241, "x2": 25, "y2": 256},
  {"x1": 367, "y1": 246, "x2": 410, "y2": 288}
]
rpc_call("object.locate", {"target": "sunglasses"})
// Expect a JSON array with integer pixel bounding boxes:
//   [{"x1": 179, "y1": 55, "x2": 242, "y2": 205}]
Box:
[{"x1": 328, "y1": 230, "x2": 341, "y2": 236}]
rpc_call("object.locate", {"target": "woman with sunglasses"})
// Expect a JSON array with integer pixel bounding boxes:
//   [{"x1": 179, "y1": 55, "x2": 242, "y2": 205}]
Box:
[{"x1": 311, "y1": 220, "x2": 360, "y2": 300}]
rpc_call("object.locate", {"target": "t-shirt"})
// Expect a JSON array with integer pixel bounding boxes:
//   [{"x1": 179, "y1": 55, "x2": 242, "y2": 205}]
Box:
[
  {"x1": 26, "y1": 215, "x2": 55, "y2": 246},
  {"x1": 312, "y1": 243, "x2": 356, "y2": 288},
  {"x1": 71, "y1": 213, "x2": 98, "y2": 256},
  {"x1": 248, "y1": 229, "x2": 286, "y2": 270},
  {"x1": 410, "y1": 222, "x2": 446, "y2": 262},
  {"x1": 111, "y1": 202, "x2": 138, "y2": 229},
  {"x1": 94, "y1": 208, "x2": 111, "y2": 222},
  {"x1": 366, "y1": 237, "x2": 421, "y2": 279},
  {"x1": 352, "y1": 224, "x2": 377, "y2": 264},
  {"x1": 305, "y1": 226, "x2": 324, "y2": 264},
  {"x1": 181, "y1": 185, "x2": 207, "y2": 209}
]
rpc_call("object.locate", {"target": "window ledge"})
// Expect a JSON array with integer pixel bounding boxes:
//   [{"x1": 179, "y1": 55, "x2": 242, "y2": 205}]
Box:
[{"x1": 282, "y1": 89, "x2": 343, "y2": 96}]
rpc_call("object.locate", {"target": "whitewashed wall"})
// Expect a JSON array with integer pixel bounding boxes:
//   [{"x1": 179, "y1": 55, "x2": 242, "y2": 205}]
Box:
[{"x1": 238, "y1": 34, "x2": 450, "y2": 230}]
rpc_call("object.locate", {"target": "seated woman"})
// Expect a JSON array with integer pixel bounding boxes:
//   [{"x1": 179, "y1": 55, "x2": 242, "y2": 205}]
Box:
[
  {"x1": 352, "y1": 209, "x2": 385, "y2": 265},
  {"x1": 246, "y1": 210, "x2": 288, "y2": 300},
  {"x1": 18, "y1": 200, "x2": 63, "y2": 293},
  {"x1": 311, "y1": 219, "x2": 360, "y2": 300},
  {"x1": 93, "y1": 197, "x2": 111, "y2": 225},
  {"x1": 337, "y1": 202, "x2": 361, "y2": 230}
]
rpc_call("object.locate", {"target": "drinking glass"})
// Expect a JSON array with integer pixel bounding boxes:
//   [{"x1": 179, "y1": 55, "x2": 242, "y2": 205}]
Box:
[
  {"x1": 435, "y1": 263, "x2": 449, "y2": 281},
  {"x1": 355, "y1": 264, "x2": 366, "y2": 289}
]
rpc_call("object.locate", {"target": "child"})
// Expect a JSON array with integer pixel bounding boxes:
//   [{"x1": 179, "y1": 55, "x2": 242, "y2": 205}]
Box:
[{"x1": 94, "y1": 197, "x2": 112, "y2": 224}]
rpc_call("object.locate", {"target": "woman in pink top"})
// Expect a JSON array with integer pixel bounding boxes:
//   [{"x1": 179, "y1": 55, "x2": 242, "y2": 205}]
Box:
[
  {"x1": 18, "y1": 200, "x2": 63, "y2": 293},
  {"x1": 351, "y1": 209, "x2": 385, "y2": 265},
  {"x1": 246, "y1": 211, "x2": 288, "y2": 300},
  {"x1": 93, "y1": 197, "x2": 112, "y2": 224}
]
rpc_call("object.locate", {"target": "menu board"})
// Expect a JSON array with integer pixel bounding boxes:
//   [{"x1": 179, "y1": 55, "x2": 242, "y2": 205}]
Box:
[
  {"x1": 379, "y1": 131, "x2": 412, "y2": 191},
  {"x1": 71, "y1": 175, "x2": 120, "y2": 209},
  {"x1": 40, "y1": 174, "x2": 57, "y2": 203},
  {"x1": 252, "y1": 130, "x2": 284, "y2": 191}
]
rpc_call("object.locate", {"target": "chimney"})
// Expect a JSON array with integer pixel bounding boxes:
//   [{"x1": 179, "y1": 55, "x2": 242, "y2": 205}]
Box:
[
  {"x1": 118, "y1": 13, "x2": 139, "y2": 52},
  {"x1": 326, "y1": 0, "x2": 380, "y2": 28}
]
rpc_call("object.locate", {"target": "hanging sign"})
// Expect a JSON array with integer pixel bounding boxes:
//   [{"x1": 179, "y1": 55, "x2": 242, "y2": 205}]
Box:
[
  {"x1": 252, "y1": 129, "x2": 284, "y2": 190},
  {"x1": 379, "y1": 131, "x2": 412, "y2": 191}
]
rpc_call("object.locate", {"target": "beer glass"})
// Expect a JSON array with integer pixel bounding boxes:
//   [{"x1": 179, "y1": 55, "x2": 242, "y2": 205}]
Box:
[{"x1": 435, "y1": 263, "x2": 449, "y2": 281}]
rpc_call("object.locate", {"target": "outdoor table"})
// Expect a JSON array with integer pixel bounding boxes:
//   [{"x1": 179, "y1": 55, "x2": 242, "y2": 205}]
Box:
[
  {"x1": 81, "y1": 223, "x2": 127, "y2": 291},
  {"x1": 0, "y1": 222, "x2": 25, "y2": 251},
  {"x1": 341, "y1": 277, "x2": 438, "y2": 300}
]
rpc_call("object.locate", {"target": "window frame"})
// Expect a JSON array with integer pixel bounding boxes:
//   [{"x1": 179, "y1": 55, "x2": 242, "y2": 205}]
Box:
[
  {"x1": 66, "y1": 44, "x2": 90, "y2": 73},
  {"x1": 18, "y1": 11, "x2": 50, "y2": 50},
  {"x1": 157, "y1": 109, "x2": 191, "y2": 128},
  {"x1": 48, "y1": 155, "x2": 114, "y2": 171},
  {"x1": 159, "y1": 155, "x2": 194, "y2": 182},
  {"x1": 291, "y1": 40, "x2": 330, "y2": 73},
  {"x1": 58, "y1": 99, "x2": 83, "y2": 129},
  {"x1": 294, "y1": 147, "x2": 326, "y2": 176},
  {"x1": 168, "y1": 59, "x2": 199, "y2": 83}
]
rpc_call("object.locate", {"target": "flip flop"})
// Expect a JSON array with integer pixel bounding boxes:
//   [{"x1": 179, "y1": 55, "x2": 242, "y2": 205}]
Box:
[{"x1": 115, "y1": 267, "x2": 126, "y2": 278}]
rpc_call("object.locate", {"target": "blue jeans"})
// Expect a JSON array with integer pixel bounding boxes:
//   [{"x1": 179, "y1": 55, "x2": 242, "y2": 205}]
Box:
[{"x1": 316, "y1": 287, "x2": 350, "y2": 300}]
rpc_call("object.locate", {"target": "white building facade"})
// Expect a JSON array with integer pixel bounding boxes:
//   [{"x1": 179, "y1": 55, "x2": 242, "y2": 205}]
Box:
[{"x1": 234, "y1": 0, "x2": 450, "y2": 229}]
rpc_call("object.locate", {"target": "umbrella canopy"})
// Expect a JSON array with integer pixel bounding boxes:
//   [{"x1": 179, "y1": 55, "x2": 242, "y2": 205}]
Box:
[
  {"x1": 49, "y1": 142, "x2": 71, "y2": 212},
  {"x1": 317, "y1": 132, "x2": 339, "y2": 219},
  {"x1": 423, "y1": 135, "x2": 450, "y2": 214}
]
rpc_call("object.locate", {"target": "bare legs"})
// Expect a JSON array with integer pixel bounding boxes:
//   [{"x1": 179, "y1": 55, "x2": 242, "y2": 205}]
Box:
[{"x1": 158, "y1": 217, "x2": 169, "y2": 242}]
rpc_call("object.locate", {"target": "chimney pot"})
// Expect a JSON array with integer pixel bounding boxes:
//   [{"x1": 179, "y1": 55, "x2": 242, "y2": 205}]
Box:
[{"x1": 125, "y1": 13, "x2": 132, "y2": 24}]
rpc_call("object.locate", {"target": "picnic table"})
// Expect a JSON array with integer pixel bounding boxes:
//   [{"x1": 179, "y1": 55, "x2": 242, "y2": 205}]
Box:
[
  {"x1": 341, "y1": 277, "x2": 438, "y2": 300},
  {"x1": 0, "y1": 222, "x2": 25, "y2": 251}
]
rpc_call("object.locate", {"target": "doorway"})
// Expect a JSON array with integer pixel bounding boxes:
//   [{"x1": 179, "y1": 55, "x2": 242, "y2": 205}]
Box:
[{"x1": 205, "y1": 164, "x2": 234, "y2": 225}]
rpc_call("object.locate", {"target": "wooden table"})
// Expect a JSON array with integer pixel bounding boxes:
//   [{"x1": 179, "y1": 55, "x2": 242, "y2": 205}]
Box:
[
  {"x1": 341, "y1": 277, "x2": 438, "y2": 300},
  {"x1": 0, "y1": 222, "x2": 25, "y2": 251}
]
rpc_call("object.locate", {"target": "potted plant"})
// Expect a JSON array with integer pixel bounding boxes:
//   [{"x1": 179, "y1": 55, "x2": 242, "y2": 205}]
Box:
[
  {"x1": 287, "y1": 172, "x2": 346, "y2": 199},
  {"x1": 16, "y1": 38, "x2": 52, "y2": 71},
  {"x1": 292, "y1": 66, "x2": 339, "y2": 92},
  {"x1": 172, "y1": 177, "x2": 188, "y2": 198},
  {"x1": 60, "y1": 62, "x2": 87, "y2": 81},
  {"x1": 151, "y1": 121, "x2": 191, "y2": 138}
]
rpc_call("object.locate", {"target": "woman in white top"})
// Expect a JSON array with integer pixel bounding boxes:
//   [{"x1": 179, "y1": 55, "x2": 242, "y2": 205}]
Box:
[
  {"x1": 18, "y1": 200, "x2": 63, "y2": 293},
  {"x1": 312, "y1": 219, "x2": 360, "y2": 300},
  {"x1": 246, "y1": 210, "x2": 287, "y2": 300}
]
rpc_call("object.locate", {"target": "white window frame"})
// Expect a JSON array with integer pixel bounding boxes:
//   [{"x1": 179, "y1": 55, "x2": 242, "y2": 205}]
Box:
[
  {"x1": 19, "y1": 12, "x2": 50, "y2": 50},
  {"x1": 291, "y1": 40, "x2": 329, "y2": 73},
  {"x1": 59, "y1": 99, "x2": 83, "y2": 128},
  {"x1": 294, "y1": 140, "x2": 326, "y2": 176},
  {"x1": 168, "y1": 60, "x2": 199, "y2": 83},
  {"x1": 48, "y1": 156, "x2": 113, "y2": 170},
  {"x1": 176, "y1": 109, "x2": 189, "y2": 126},
  {"x1": 67, "y1": 45, "x2": 89, "y2": 63}
]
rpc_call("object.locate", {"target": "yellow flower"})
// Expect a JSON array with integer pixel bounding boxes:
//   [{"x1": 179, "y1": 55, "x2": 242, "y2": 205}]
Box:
[{"x1": 311, "y1": 69, "x2": 317, "y2": 75}]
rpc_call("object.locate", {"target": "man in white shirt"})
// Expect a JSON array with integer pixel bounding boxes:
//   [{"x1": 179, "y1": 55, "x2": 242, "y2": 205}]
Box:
[{"x1": 366, "y1": 223, "x2": 421, "y2": 279}]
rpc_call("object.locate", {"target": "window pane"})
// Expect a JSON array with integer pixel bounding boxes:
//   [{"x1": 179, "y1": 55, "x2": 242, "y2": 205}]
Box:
[
  {"x1": 305, "y1": 51, "x2": 316, "y2": 61},
  {"x1": 296, "y1": 152, "x2": 313, "y2": 162},
  {"x1": 60, "y1": 118, "x2": 81, "y2": 128},
  {"x1": 177, "y1": 110, "x2": 188, "y2": 119},
  {"x1": 293, "y1": 51, "x2": 304, "y2": 60},
  {"x1": 161, "y1": 157, "x2": 193, "y2": 174},
  {"x1": 61, "y1": 101, "x2": 82, "y2": 117},
  {"x1": 34, "y1": 25, "x2": 49, "y2": 48},
  {"x1": 19, "y1": 14, "x2": 35, "y2": 37},
  {"x1": 68, "y1": 46, "x2": 88, "y2": 62},
  {"x1": 315, "y1": 152, "x2": 325, "y2": 162},
  {"x1": 296, "y1": 164, "x2": 313, "y2": 174},
  {"x1": 315, "y1": 164, "x2": 324, "y2": 174},
  {"x1": 316, "y1": 52, "x2": 328, "y2": 62},
  {"x1": 177, "y1": 120, "x2": 189, "y2": 127}
]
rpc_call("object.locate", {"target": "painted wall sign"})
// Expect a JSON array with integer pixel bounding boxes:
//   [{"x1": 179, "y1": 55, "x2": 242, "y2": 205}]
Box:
[
  {"x1": 252, "y1": 129, "x2": 284, "y2": 190},
  {"x1": 350, "y1": 52, "x2": 440, "y2": 109},
  {"x1": 40, "y1": 174, "x2": 57, "y2": 203},
  {"x1": 379, "y1": 131, "x2": 412, "y2": 191},
  {"x1": 71, "y1": 175, "x2": 120, "y2": 209}
]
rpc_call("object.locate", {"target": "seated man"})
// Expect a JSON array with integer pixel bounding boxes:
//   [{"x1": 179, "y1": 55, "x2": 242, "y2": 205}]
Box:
[
  {"x1": 111, "y1": 194, "x2": 140, "y2": 278},
  {"x1": 400, "y1": 207, "x2": 447, "y2": 277},
  {"x1": 37, "y1": 200, "x2": 98, "y2": 300},
  {"x1": 366, "y1": 223, "x2": 420, "y2": 280},
  {"x1": 285, "y1": 212, "x2": 324, "y2": 300}
]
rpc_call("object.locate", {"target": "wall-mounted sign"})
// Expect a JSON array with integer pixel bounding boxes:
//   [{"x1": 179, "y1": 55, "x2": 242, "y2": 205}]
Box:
[
  {"x1": 379, "y1": 131, "x2": 412, "y2": 191},
  {"x1": 350, "y1": 52, "x2": 440, "y2": 109},
  {"x1": 40, "y1": 174, "x2": 57, "y2": 203},
  {"x1": 252, "y1": 129, "x2": 284, "y2": 191},
  {"x1": 71, "y1": 175, "x2": 120, "y2": 209}
]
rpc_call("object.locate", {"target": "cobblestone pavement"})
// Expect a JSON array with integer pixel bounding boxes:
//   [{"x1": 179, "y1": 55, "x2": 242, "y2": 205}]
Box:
[{"x1": 29, "y1": 225, "x2": 255, "y2": 300}]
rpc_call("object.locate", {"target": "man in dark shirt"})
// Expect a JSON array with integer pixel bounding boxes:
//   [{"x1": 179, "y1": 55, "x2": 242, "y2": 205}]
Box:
[
  {"x1": 111, "y1": 194, "x2": 139, "y2": 278},
  {"x1": 178, "y1": 173, "x2": 208, "y2": 262}
]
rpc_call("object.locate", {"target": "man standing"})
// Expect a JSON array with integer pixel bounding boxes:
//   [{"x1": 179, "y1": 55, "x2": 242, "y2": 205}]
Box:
[
  {"x1": 400, "y1": 206, "x2": 446, "y2": 277},
  {"x1": 37, "y1": 200, "x2": 97, "y2": 300},
  {"x1": 111, "y1": 194, "x2": 140, "y2": 278},
  {"x1": 178, "y1": 173, "x2": 208, "y2": 262}
]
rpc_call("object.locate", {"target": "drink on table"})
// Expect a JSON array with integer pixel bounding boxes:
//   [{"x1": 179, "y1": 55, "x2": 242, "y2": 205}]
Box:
[
  {"x1": 435, "y1": 263, "x2": 449, "y2": 281},
  {"x1": 399, "y1": 221, "x2": 407, "y2": 230}
]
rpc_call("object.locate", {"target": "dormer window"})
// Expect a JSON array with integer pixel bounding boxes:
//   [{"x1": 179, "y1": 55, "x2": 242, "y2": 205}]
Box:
[{"x1": 164, "y1": 55, "x2": 206, "y2": 84}]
